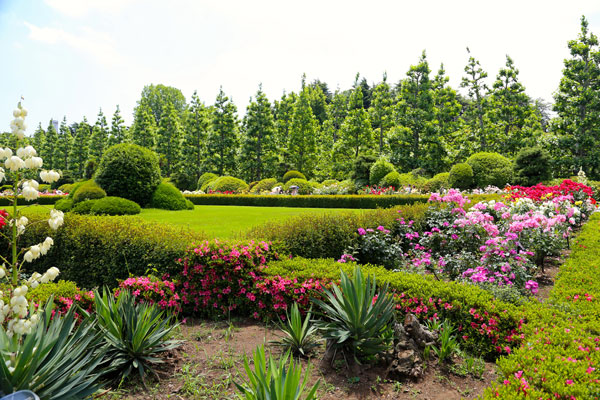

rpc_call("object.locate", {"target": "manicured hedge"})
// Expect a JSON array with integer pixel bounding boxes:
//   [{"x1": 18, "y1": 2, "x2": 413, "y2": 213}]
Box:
[
  {"x1": 0, "y1": 195, "x2": 66, "y2": 206},
  {"x1": 263, "y1": 257, "x2": 523, "y2": 358},
  {"x1": 12, "y1": 214, "x2": 206, "y2": 288},
  {"x1": 483, "y1": 213, "x2": 600, "y2": 398}
]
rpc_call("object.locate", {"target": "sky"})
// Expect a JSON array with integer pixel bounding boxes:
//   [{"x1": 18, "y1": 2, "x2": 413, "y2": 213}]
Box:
[{"x1": 1, "y1": 0, "x2": 600, "y2": 132}]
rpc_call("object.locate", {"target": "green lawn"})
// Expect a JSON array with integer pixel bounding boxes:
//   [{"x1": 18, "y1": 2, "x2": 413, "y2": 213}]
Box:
[{"x1": 138, "y1": 205, "x2": 361, "y2": 238}]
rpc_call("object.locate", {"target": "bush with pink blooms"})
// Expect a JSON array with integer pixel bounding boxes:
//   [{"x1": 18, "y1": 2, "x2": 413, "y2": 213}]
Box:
[{"x1": 116, "y1": 275, "x2": 181, "y2": 313}]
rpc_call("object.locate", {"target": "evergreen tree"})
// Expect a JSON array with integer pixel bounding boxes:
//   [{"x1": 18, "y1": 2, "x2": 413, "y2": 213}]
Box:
[
  {"x1": 206, "y1": 87, "x2": 239, "y2": 175},
  {"x1": 139, "y1": 84, "x2": 187, "y2": 124},
  {"x1": 239, "y1": 86, "x2": 277, "y2": 181},
  {"x1": 88, "y1": 109, "x2": 108, "y2": 162},
  {"x1": 32, "y1": 123, "x2": 45, "y2": 154},
  {"x1": 273, "y1": 92, "x2": 296, "y2": 149},
  {"x1": 156, "y1": 100, "x2": 183, "y2": 176},
  {"x1": 460, "y1": 50, "x2": 490, "y2": 151},
  {"x1": 131, "y1": 100, "x2": 157, "y2": 150},
  {"x1": 108, "y1": 105, "x2": 128, "y2": 147},
  {"x1": 432, "y1": 64, "x2": 463, "y2": 164},
  {"x1": 288, "y1": 86, "x2": 319, "y2": 175},
  {"x1": 552, "y1": 16, "x2": 600, "y2": 178},
  {"x1": 41, "y1": 120, "x2": 58, "y2": 170},
  {"x1": 68, "y1": 117, "x2": 91, "y2": 179},
  {"x1": 180, "y1": 91, "x2": 210, "y2": 184},
  {"x1": 370, "y1": 73, "x2": 394, "y2": 154},
  {"x1": 54, "y1": 117, "x2": 73, "y2": 172}
]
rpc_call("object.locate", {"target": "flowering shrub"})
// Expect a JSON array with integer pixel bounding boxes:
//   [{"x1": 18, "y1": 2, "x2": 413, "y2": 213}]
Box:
[
  {"x1": 358, "y1": 186, "x2": 397, "y2": 195},
  {"x1": 506, "y1": 179, "x2": 595, "y2": 203},
  {"x1": 117, "y1": 276, "x2": 181, "y2": 313}
]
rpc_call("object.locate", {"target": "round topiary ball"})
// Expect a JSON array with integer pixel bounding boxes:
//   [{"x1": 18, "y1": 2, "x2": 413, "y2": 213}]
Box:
[
  {"x1": 369, "y1": 158, "x2": 396, "y2": 186},
  {"x1": 283, "y1": 178, "x2": 314, "y2": 194},
  {"x1": 91, "y1": 196, "x2": 142, "y2": 215},
  {"x1": 211, "y1": 176, "x2": 249, "y2": 193},
  {"x1": 197, "y1": 172, "x2": 218, "y2": 191},
  {"x1": 251, "y1": 178, "x2": 278, "y2": 194},
  {"x1": 514, "y1": 146, "x2": 551, "y2": 186},
  {"x1": 282, "y1": 170, "x2": 306, "y2": 183},
  {"x1": 149, "y1": 182, "x2": 189, "y2": 210},
  {"x1": 95, "y1": 143, "x2": 162, "y2": 206},
  {"x1": 448, "y1": 163, "x2": 474, "y2": 190},
  {"x1": 72, "y1": 181, "x2": 106, "y2": 203},
  {"x1": 423, "y1": 172, "x2": 450, "y2": 193},
  {"x1": 466, "y1": 152, "x2": 513, "y2": 188},
  {"x1": 379, "y1": 171, "x2": 401, "y2": 188}
]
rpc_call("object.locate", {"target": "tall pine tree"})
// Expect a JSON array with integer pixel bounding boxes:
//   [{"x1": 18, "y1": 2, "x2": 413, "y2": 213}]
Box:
[
  {"x1": 288, "y1": 86, "x2": 319, "y2": 175},
  {"x1": 88, "y1": 109, "x2": 108, "y2": 162},
  {"x1": 156, "y1": 100, "x2": 183, "y2": 176},
  {"x1": 131, "y1": 100, "x2": 157, "y2": 150},
  {"x1": 206, "y1": 87, "x2": 239, "y2": 175},
  {"x1": 108, "y1": 105, "x2": 128, "y2": 147},
  {"x1": 54, "y1": 117, "x2": 73, "y2": 172},
  {"x1": 180, "y1": 91, "x2": 210, "y2": 185},
  {"x1": 460, "y1": 50, "x2": 490, "y2": 151},
  {"x1": 68, "y1": 117, "x2": 91, "y2": 179},
  {"x1": 370, "y1": 73, "x2": 394, "y2": 155},
  {"x1": 41, "y1": 120, "x2": 58, "y2": 170}
]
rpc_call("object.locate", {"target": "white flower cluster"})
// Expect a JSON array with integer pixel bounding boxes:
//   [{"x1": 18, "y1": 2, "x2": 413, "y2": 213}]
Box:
[
  {"x1": 9, "y1": 216, "x2": 28, "y2": 236},
  {"x1": 9, "y1": 107, "x2": 27, "y2": 140},
  {"x1": 23, "y1": 237, "x2": 53, "y2": 263},
  {"x1": 48, "y1": 209, "x2": 64, "y2": 230},
  {"x1": 27, "y1": 266, "x2": 59, "y2": 289}
]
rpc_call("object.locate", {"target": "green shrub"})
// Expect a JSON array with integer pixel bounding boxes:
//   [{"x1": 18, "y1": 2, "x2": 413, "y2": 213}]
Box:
[
  {"x1": 67, "y1": 180, "x2": 89, "y2": 199},
  {"x1": 380, "y1": 171, "x2": 401, "y2": 188},
  {"x1": 513, "y1": 146, "x2": 551, "y2": 186},
  {"x1": 466, "y1": 152, "x2": 513, "y2": 188},
  {"x1": 149, "y1": 182, "x2": 189, "y2": 210},
  {"x1": 95, "y1": 143, "x2": 162, "y2": 206},
  {"x1": 448, "y1": 163, "x2": 474, "y2": 190},
  {"x1": 282, "y1": 170, "x2": 306, "y2": 182},
  {"x1": 13, "y1": 214, "x2": 206, "y2": 288},
  {"x1": 185, "y1": 199, "x2": 195, "y2": 210},
  {"x1": 72, "y1": 199, "x2": 98, "y2": 215},
  {"x1": 170, "y1": 170, "x2": 197, "y2": 191},
  {"x1": 369, "y1": 158, "x2": 396, "y2": 186},
  {"x1": 283, "y1": 178, "x2": 313, "y2": 194},
  {"x1": 38, "y1": 184, "x2": 51, "y2": 192},
  {"x1": 272, "y1": 303, "x2": 320, "y2": 357},
  {"x1": 91, "y1": 196, "x2": 142, "y2": 215},
  {"x1": 251, "y1": 178, "x2": 278, "y2": 194},
  {"x1": 211, "y1": 176, "x2": 248, "y2": 193},
  {"x1": 321, "y1": 179, "x2": 339, "y2": 186},
  {"x1": 0, "y1": 195, "x2": 63, "y2": 206},
  {"x1": 423, "y1": 172, "x2": 450, "y2": 193},
  {"x1": 54, "y1": 198, "x2": 74, "y2": 212},
  {"x1": 197, "y1": 172, "x2": 218, "y2": 191},
  {"x1": 73, "y1": 181, "x2": 106, "y2": 203}
]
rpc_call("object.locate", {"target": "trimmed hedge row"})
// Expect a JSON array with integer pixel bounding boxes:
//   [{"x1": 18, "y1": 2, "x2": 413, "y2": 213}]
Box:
[
  {"x1": 0, "y1": 195, "x2": 66, "y2": 206},
  {"x1": 185, "y1": 193, "x2": 502, "y2": 209},
  {"x1": 263, "y1": 257, "x2": 523, "y2": 358},
  {"x1": 12, "y1": 214, "x2": 207, "y2": 288},
  {"x1": 484, "y1": 213, "x2": 600, "y2": 398}
]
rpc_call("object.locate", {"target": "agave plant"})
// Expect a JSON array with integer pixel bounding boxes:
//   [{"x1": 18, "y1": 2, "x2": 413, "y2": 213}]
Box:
[
  {"x1": 93, "y1": 288, "x2": 181, "y2": 383},
  {"x1": 312, "y1": 266, "x2": 396, "y2": 363},
  {"x1": 234, "y1": 345, "x2": 320, "y2": 400},
  {"x1": 0, "y1": 303, "x2": 107, "y2": 400},
  {"x1": 433, "y1": 320, "x2": 460, "y2": 363},
  {"x1": 271, "y1": 303, "x2": 321, "y2": 357}
]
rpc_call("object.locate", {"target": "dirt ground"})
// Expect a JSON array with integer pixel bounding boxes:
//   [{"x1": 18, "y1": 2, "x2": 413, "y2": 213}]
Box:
[{"x1": 106, "y1": 318, "x2": 498, "y2": 400}]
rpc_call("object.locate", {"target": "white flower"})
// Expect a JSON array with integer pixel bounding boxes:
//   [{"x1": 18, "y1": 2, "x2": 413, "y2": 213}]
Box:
[
  {"x1": 0, "y1": 168, "x2": 4, "y2": 183},
  {"x1": 5, "y1": 156, "x2": 25, "y2": 172},
  {"x1": 40, "y1": 169, "x2": 60, "y2": 183},
  {"x1": 48, "y1": 209, "x2": 64, "y2": 230},
  {"x1": 47, "y1": 267, "x2": 59, "y2": 280},
  {"x1": 0, "y1": 148, "x2": 11, "y2": 160},
  {"x1": 12, "y1": 109, "x2": 21, "y2": 118},
  {"x1": 23, "y1": 251, "x2": 34, "y2": 263},
  {"x1": 22, "y1": 185, "x2": 39, "y2": 201},
  {"x1": 0, "y1": 267, "x2": 4, "y2": 279}
]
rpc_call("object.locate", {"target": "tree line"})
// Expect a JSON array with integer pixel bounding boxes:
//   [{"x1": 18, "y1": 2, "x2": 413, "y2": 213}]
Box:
[{"x1": 11, "y1": 16, "x2": 600, "y2": 189}]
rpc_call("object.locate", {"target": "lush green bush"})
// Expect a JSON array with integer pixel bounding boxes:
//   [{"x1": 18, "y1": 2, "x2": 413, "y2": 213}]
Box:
[
  {"x1": 321, "y1": 179, "x2": 339, "y2": 186},
  {"x1": 210, "y1": 176, "x2": 248, "y2": 193},
  {"x1": 72, "y1": 199, "x2": 98, "y2": 214},
  {"x1": 484, "y1": 213, "x2": 600, "y2": 398},
  {"x1": 73, "y1": 180, "x2": 106, "y2": 203},
  {"x1": 513, "y1": 146, "x2": 551, "y2": 186},
  {"x1": 448, "y1": 163, "x2": 474, "y2": 190},
  {"x1": 283, "y1": 178, "x2": 314, "y2": 194},
  {"x1": 95, "y1": 143, "x2": 162, "y2": 206},
  {"x1": 170, "y1": 170, "x2": 197, "y2": 191},
  {"x1": 58, "y1": 183, "x2": 74, "y2": 193},
  {"x1": 149, "y1": 182, "x2": 189, "y2": 210},
  {"x1": 369, "y1": 158, "x2": 396, "y2": 186},
  {"x1": 423, "y1": 172, "x2": 450, "y2": 193},
  {"x1": 91, "y1": 196, "x2": 142, "y2": 215},
  {"x1": 466, "y1": 152, "x2": 513, "y2": 188},
  {"x1": 0, "y1": 195, "x2": 64, "y2": 206},
  {"x1": 250, "y1": 178, "x2": 278, "y2": 194},
  {"x1": 54, "y1": 198, "x2": 74, "y2": 212},
  {"x1": 283, "y1": 170, "x2": 306, "y2": 182},
  {"x1": 12, "y1": 214, "x2": 206, "y2": 288},
  {"x1": 380, "y1": 171, "x2": 401, "y2": 188},
  {"x1": 197, "y1": 172, "x2": 218, "y2": 191}
]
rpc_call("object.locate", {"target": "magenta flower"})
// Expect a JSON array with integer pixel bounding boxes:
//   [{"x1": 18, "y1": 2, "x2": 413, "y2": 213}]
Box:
[{"x1": 357, "y1": 228, "x2": 366, "y2": 235}]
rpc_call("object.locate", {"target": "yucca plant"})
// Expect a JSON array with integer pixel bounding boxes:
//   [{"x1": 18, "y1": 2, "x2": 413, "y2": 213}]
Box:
[
  {"x1": 312, "y1": 266, "x2": 396, "y2": 363},
  {"x1": 433, "y1": 320, "x2": 460, "y2": 363},
  {"x1": 234, "y1": 345, "x2": 320, "y2": 400},
  {"x1": 0, "y1": 303, "x2": 107, "y2": 400},
  {"x1": 271, "y1": 304, "x2": 321, "y2": 357},
  {"x1": 93, "y1": 288, "x2": 181, "y2": 383}
]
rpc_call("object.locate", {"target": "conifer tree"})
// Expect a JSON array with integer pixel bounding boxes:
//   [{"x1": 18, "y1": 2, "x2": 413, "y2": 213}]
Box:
[
  {"x1": 108, "y1": 105, "x2": 128, "y2": 147},
  {"x1": 131, "y1": 100, "x2": 157, "y2": 150},
  {"x1": 32, "y1": 123, "x2": 46, "y2": 155},
  {"x1": 68, "y1": 117, "x2": 91, "y2": 179},
  {"x1": 206, "y1": 87, "x2": 239, "y2": 175},
  {"x1": 88, "y1": 109, "x2": 108, "y2": 162},
  {"x1": 432, "y1": 64, "x2": 463, "y2": 163},
  {"x1": 460, "y1": 50, "x2": 490, "y2": 151},
  {"x1": 288, "y1": 86, "x2": 319, "y2": 176},
  {"x1": 156, "y1": 100, "x2": 183, "y2": 176},
  {"x1": 54, "y1": 117, "x2": 73, "y2": 172},
  {"x1": 370, "y1": 73, "x2": 394, "y2": 154},
  {"x1": 41, "y1": 120, "x2": 58, "y2": 170},
  {"x1": 180, "y1": 91, "x2": 210, "y2": 184}
]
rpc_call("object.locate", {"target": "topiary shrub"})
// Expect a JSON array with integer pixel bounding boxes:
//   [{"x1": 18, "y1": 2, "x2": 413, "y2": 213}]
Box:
[
  {"x1": 380, "y1": 171, "x2": 401, "y2": 188},
  {"x1": 282, "y1": 170, "x2": 306, "y2": 183},
  {"x1": 466, "y1": 152, "x2": 513, "y2": 188},
  {"x1": 423, "y1": 172, "x2": 450, "y2": 193},
  {"x1": 54, "y1": 198, "x2": 74, "y2": 212},
  {"x1": 185, "y1": 199, "x2": 195, "y2": 210},
  {"x1": 369, "y1": 158, "x2": 396, "y2": 186},
  {"x1": 149, "y1": 182, "x2": 189, "y2": 210},
  {"x1": 67, "y1": 181, "x2": 88, "y2": 199},
  {"x1": 95, "y1": 143, "x2": 162, "y2": 206},
  {"x1": 91, "y1": 196, "x2": 141, "y2": 215},
  {"x1": 72, "y1": 199, "x2": 98, "y2": 215},
  {"x1": 72, "y1": 181, "x2": 106, "y2": 203},
  {"x1": 513, "y1": 146, "x2": 551, "y2": 186},
  {"x1": 251, "y1": 178, "x2": 278, "y2": 194},
  {"x1": 211, "y1": 176, "x2": 248, "y2": 193},
  {"x1": 321, "y1": 179, "x2": 339, "y2": 186},
  {"x1": 171, "y1": 170, "x2": 197, "y2": 191},
  {"x1": 197, "y1": 172, "x2": 218, "y2": 191},
  {"x1": 283, "y1": 178, "x2": 314, "y2": 194},
  {"x1": 449, "y1": 163, "x2": 474, "y2": 190}
]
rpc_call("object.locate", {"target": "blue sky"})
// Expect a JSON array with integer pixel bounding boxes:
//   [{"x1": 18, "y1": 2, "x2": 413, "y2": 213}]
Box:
[{"x1": 1, "y1": 0, "x2": 600, "y2": 132}]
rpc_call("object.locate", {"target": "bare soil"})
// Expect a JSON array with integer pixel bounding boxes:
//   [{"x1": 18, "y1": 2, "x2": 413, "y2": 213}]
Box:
[{"x1": 106, "y1": 318, "x2": 497, "y2": 400}]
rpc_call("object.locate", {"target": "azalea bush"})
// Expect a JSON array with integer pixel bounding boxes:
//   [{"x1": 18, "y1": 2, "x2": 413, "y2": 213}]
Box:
[{"x1": 117, "y1": 275, "x2": 181, "y2": 314}]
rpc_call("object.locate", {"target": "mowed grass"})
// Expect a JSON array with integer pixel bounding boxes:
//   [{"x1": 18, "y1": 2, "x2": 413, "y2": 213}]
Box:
[{"x1": 138, "y1": 205, "x2": 362, "y2": 238}]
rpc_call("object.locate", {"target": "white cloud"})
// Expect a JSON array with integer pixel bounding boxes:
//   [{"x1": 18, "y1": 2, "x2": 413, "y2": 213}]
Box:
[{"x1": 43, "y1": 0, "x2": 138, "y2": 18}]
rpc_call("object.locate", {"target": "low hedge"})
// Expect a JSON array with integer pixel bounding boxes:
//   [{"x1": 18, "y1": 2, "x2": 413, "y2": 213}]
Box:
[
  {"x1": 483, "y1": 213, "x2": 600, "y2": 398},
  {"x1": 0, "y1": 195, "x2": 66, "y2": 206},
  {"x1": 263, "y1": 257, "x2": 523, "y2": 358},
  {"x1": 13, "y1": 214, "x2": 207, "y2": 288}
]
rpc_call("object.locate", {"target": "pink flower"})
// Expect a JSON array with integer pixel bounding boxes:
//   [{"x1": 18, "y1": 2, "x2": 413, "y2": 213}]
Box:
[
  {"x1": 358, "y1": 228, "x2": 366, "y2": 235},
  {"x1": 565, "y1": 379, "x2": 574, "y2": 385}
]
